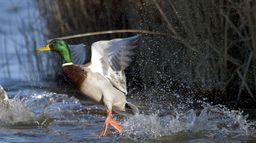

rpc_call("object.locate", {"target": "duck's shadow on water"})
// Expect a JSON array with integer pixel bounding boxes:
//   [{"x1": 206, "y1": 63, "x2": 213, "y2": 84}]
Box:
[{"x1": 0, "y1": 86, "x2": 255, "y2": 143}]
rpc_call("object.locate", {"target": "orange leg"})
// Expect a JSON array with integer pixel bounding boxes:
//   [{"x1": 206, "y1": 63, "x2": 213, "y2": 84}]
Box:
[{"x1": 100, "y1": 110, "x2": 122, "y2": 136}]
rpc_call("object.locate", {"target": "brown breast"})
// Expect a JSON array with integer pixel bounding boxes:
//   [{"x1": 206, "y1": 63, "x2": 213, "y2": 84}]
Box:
[{"x1": 63, "y1": 65, "x2": 87, "y2": 88}]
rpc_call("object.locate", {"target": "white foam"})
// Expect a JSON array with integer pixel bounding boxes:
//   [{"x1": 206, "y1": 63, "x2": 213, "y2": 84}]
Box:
[
  {"x1": 0, "y1": 99, "x2": 35, "y2": 126},
  {"x1": 0, "y1": 90, "x2": 82, "y2": 127},
  {"x1": 122, "y1": 103, "x2": 255, "y2": 140}
]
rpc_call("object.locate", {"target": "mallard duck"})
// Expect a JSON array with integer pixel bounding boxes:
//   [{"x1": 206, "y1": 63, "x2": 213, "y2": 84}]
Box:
[{"x1": 37, "y1": 35, "x2": 140, "y2": 136}]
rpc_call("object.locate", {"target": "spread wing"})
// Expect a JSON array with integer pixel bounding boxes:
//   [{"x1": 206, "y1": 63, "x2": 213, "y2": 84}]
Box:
[
  {"x1": 89, "y1": 35, "x2": 140, "y2": 94},
  {"x1": 69, "y1": 44, "x2": 90, "y2": 64}
]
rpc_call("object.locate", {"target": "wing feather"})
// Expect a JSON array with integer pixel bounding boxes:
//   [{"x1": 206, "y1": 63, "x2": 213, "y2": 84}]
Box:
[
  {"x1": 69, "y1": 44, "x2": 90, "y2": 64},
  {"x1": 89, "y1": 35, "x2": 140, "y2": 94}
]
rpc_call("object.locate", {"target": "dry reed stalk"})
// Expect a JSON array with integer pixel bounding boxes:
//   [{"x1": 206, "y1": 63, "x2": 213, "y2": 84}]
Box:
[
  {"x1": 3, "y1": 36, "x2": 11, "y2": 78},
  {"x1": 236, "y1": 52, "x2": 254, "y2": 103},
  {"x1": 47, "y1": 29, "x2": 170, "y2": 42}
]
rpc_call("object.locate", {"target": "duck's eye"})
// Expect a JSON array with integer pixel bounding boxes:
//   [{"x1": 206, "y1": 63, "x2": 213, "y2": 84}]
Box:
[{"x1": 49, "y1": 44, "x2": 53, "y2": 49}]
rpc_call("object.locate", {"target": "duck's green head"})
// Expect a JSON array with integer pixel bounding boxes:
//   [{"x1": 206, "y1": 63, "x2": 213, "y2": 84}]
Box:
[{"x1": 37, "y1": 39, "x2": 71, "y2": 63}]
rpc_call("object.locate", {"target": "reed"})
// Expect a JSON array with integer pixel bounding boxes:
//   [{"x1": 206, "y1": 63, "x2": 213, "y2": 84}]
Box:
[{"x1": 0, "y1": 1, "x2": 58, "y2": 83}]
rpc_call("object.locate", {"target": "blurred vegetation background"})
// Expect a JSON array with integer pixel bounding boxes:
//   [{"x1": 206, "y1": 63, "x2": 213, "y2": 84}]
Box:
[{"x1": 1, "y1": 0, "x2": 256, "y2": 108}]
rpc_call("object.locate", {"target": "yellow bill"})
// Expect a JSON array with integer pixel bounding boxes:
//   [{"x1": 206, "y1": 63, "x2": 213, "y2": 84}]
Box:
[{"x1": 37, "y1": 44, "x2": 50, "y2": 51}]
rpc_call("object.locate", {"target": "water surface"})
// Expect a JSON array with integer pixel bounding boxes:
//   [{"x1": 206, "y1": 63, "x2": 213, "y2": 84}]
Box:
[{"x1": 0, "y1": 80, "x2": 255, "y2": 143}]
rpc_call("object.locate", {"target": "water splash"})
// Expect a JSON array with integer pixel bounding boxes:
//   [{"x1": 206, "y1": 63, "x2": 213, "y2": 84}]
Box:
[
  {"x1": 21, "y1": 91, "x2": 82, "y2": 119},
  {"x1": 0, "y1": 99, "x2": 35, "y2": 127},
  {"x1": 122, "y1": 103, "x2": 256, "y2": 141},
  {"x1": 0, "y1": 90, "x2": 82, "y2": 128},
  {"x1": 1, "y1": 87, "x2": 255, "y2": 142}
]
